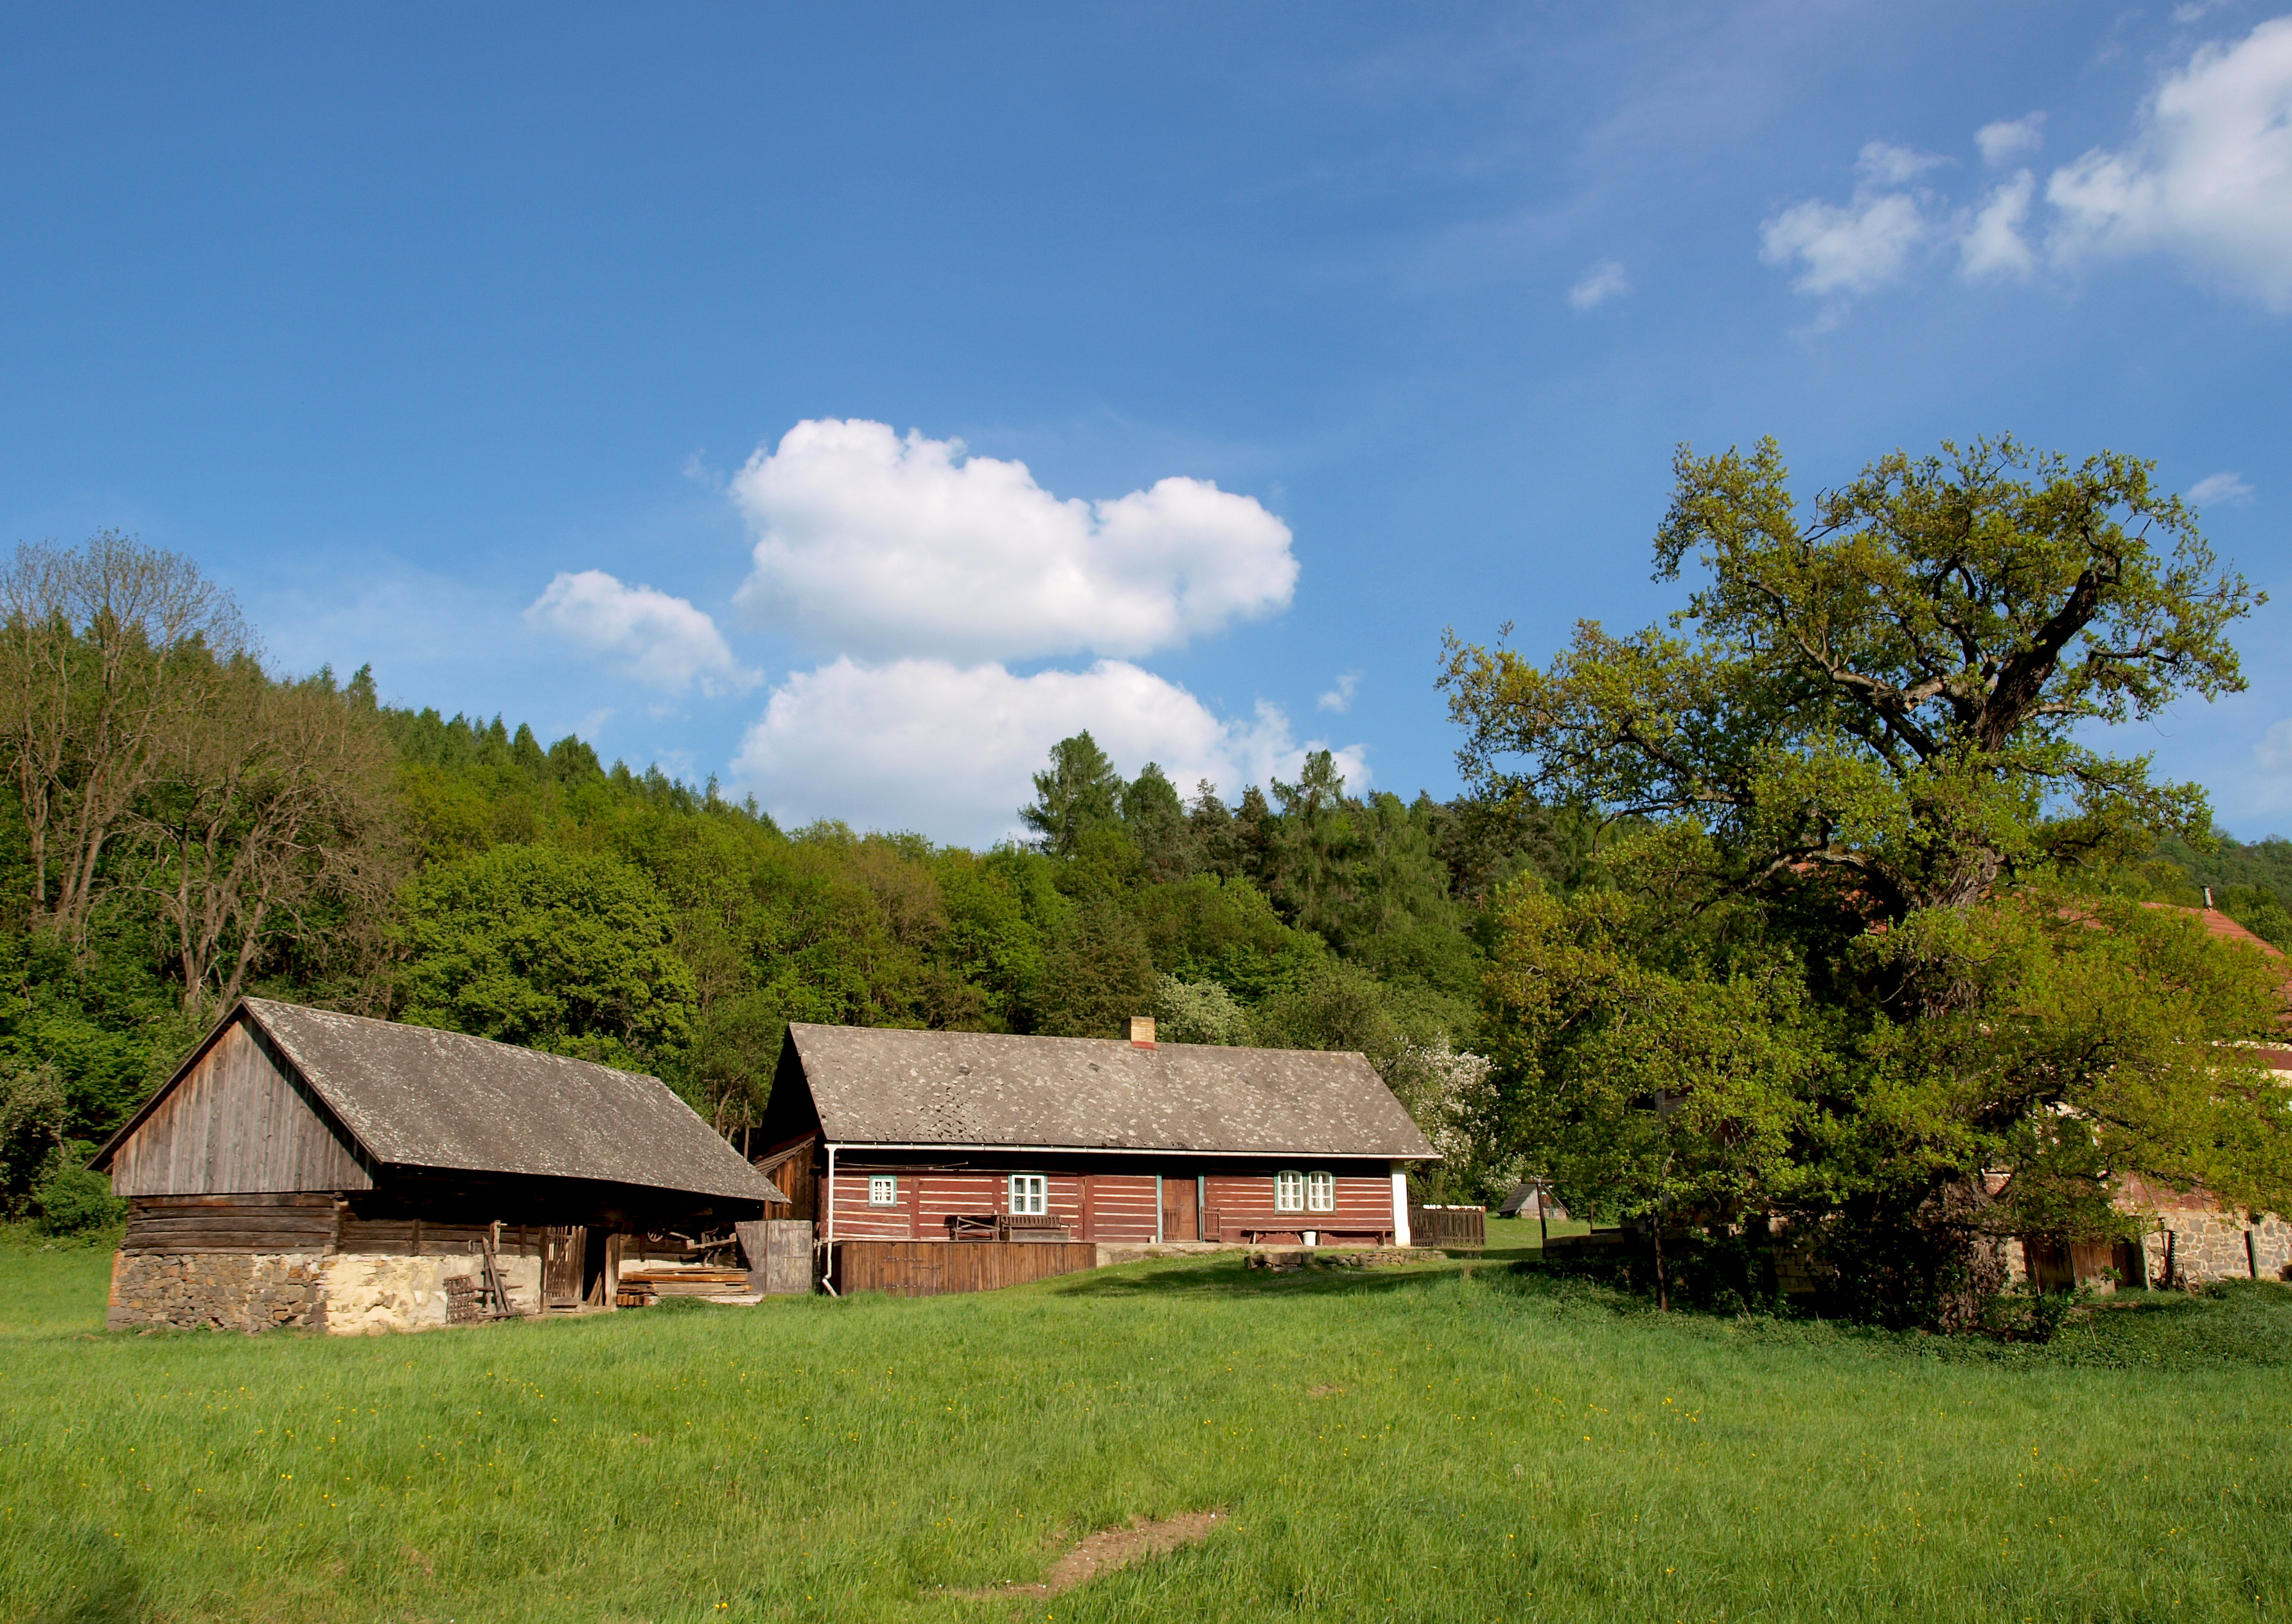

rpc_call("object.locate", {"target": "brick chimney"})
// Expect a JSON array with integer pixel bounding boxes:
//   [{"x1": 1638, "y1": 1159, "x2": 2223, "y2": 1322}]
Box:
[{"x1": 1127, "y1": 1016, "x2": 1156, "y2": 1049}]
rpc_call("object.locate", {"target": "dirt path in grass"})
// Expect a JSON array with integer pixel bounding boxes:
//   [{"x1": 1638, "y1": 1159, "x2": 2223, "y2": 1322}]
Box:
[{"x1": 955, "y1": 1509, "x2": 1224, "y2": 1601}]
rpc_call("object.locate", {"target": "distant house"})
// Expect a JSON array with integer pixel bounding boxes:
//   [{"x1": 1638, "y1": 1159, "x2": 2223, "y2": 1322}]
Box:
[
  {"x1": 755, "y1": 1017, "x2": 1435, "y2": 1292},
  {"x1": 2020, "y1": 904, "x2": 2292, "y2": 1292},
  {"x1": 92, "y1": 998, "x2": 780, "y2": 1332},
  {"x1": 1499, "y1": 1181, "x2": 1567, "y2": 1221}
]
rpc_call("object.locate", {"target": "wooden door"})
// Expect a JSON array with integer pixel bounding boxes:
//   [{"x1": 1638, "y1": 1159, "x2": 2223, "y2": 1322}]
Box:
[
  {"x1": 1161, "y1": 1178, "x2": 1196, "y2": 1241},
  {"x1": 542, "y1": 1226, "x2": 585, "y2": 1307},
  {"x1": 764, "y1": 1219, "x2": 814, "y2": 1294}
]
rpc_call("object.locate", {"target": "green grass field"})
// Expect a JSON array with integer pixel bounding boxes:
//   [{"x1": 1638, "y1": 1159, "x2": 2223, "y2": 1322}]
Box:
[{"x1": 3, "y1": 1224, "x2": 2288, "y2": 1623}]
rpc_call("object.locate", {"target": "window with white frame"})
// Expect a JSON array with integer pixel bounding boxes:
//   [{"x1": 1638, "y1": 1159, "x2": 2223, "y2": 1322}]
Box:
[
  {"x1": 868, "y1": 1174, "x2": 898, "y2": 1207},
  {"x1": 1009, "y1": 1173, "x2": 1048, "y2": 1215},
  {"x1": 1306, "y1": 1170, "x2": 1336, "y2": 1212},
  {"x1": 1274, "y1": 1170, "x2": 1305, "y2": 1212}
]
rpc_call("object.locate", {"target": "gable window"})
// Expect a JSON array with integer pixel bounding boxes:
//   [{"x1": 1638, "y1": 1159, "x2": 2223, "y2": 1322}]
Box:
[
  {"x1": 1009, "y1": 1173, "x2": 1048, "y2": 1215},
  {"x1": 1274, "y1": 1170, "x2": 1305, "y2": 1212},
  {"x1": 868, "y1": 1174, "x2": 898, "y2": 1207},
  {"x1": 1307, "y1": 1170, "x2": 1336, "y2": 1212}
]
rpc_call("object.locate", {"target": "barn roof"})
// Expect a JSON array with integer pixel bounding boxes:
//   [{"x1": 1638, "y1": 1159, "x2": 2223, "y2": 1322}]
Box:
[
  {"x1": 783, "y1": 1023, "x2": 1438, "y2": 1160},
  {"x1": 97, "y1": 998, "x2": 779, "y2": 1203}
]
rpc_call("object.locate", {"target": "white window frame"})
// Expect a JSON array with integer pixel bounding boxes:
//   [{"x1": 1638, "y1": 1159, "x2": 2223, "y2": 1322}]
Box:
[
  {"x1": 1009, "y1": 1173, "x2": 1048, "y2": 1216},
  {"x1": 1274, "y1": 1170, "x2": 1305, "y2": 1212},
  {"x1": 1306, "y1": 1170, "x2": 1336, "y2": 1213},
  {"x1": 868, "y1": 1174, "x2": 898, "y2": 1208}
]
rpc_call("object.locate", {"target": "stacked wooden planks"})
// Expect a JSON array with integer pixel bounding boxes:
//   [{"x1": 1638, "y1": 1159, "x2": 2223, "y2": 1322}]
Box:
[{"x1": 615, "y1": 1266, "x2": 752, "y2": 1306}]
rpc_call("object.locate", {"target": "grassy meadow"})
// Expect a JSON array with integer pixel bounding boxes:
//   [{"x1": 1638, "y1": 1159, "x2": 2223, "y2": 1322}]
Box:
[{"x1": 3, "y1": 1225, "x2": 2289, "y2": 1623}]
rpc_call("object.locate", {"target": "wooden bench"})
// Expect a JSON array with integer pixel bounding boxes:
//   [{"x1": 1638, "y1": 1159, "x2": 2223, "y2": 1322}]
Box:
[
  {"x1": 946, "y1": 1214, "x2": 1075, "y2": 1242},
  {"x1": 1238, "y1": 1226, "x2": 1396, "y2": 1246}
]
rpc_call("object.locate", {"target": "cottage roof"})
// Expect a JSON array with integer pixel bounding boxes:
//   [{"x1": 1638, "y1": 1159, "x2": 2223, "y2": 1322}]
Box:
[
  {"x1": 784, "y1": 1023, "x2": 1438, "y2": 1160},
  {"x1": 98, "y1": 998, "x2": 778, "y2": 1203}
]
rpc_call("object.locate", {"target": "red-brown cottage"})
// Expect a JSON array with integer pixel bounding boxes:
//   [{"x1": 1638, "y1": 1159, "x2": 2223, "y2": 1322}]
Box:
[{"x1": 755, "y1": 1018, "x2": 1436, "y2": 1264}]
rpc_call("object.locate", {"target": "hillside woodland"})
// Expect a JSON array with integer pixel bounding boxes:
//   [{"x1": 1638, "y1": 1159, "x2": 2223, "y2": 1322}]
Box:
[
  {"x1": 6, "y1": 436, "x2": 2291, "y2": 1333},
  {"x1": 0, "y1": 533, "x2": 1589, "y2": 1227}
]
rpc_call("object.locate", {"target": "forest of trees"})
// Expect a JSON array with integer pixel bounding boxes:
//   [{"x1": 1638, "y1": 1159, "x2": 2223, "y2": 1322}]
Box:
[
  {"x1": 7, "y1": 436, "x2": 2291, "y2": 1334},
  {"x1": 0, "y1": 532, "x2": 1592, "y2": 1227}
]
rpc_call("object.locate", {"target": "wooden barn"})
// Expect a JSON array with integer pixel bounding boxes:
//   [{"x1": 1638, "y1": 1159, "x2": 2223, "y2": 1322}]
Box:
[
  {"x1": 754, "y1": 1016, "x2": 1436, "y2": 1295},
  {"x1": 92, "y1": 997, "x2": 780, "y2": 1333}
]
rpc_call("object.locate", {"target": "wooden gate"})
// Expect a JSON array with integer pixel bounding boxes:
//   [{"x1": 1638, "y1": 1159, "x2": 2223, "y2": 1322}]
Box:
[
  {"x1": 1409, "y1": 1206, "x2": 1486, "y2": 1249},
  {"x1": 541, "y1": 1226, "x2": 585, "y2": 1307},
  {"x1": 1161, "y1": 1180, "x2": 1197, "y2": 1241},
  {"x1": 737, "y1": 1219, "x2": 815, "y2": 1294}
]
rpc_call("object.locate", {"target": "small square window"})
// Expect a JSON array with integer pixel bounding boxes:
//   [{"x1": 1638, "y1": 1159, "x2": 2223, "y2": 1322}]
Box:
[
  {"x1": 1274, "y1": 1170, "x2": 1305, "y2": 1212},
  {"x1": 868, "y1": 1174, "x2": 898, "y2": 1207},
  {"x1": 1307, "y1": 1171, "x2": 1336, "y2": 1212},
  {"x1": 1010, "y1": 1174, "x2": 1047, "y2": 1215}
]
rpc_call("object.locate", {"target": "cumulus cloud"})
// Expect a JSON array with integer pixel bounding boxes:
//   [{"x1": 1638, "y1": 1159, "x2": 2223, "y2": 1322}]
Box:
[
  {"x1": 2047, "y1": 16, "x2": 2292, "y2": 310},
  {"x1": 1760, "y1": 144, "x2": 1947, "y2": 303},
  {"x1": 729, "y1": 418, "x2": 1298, "y2": 663},
  {"x1": 730, "y1": 657, "x2": 1368, "y2": 845},
  {"x1": 1567, "y1": 260, "x2": 1631, "y2": 310},
  {"x1": 1961, "y1": 172, "x2": 2040, "y2": 279},
  {"x1": 1318, "y1": 671, "x2": 1361, "y2": 714},
  {"x1": 2260, "y1": 718, "x2": 2292, "y2": 775},
  {"x1": 526, "y1": 570, "x2": 760, "y2": 697},
  {"x1": 2189, "y1": 470, "x2": 2255, "y2": 504},
  {"x1": 1976, "y1": 114, "x2": 2047, "y2": 166}
]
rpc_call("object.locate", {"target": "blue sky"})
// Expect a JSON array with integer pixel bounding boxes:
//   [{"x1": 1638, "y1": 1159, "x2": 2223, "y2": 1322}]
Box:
[{"x1": 3, "y1": 3, "x2": 2287, "y2": 844}]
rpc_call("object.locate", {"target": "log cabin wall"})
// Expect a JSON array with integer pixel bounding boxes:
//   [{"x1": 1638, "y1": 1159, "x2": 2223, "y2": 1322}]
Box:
[
  {"x1": 1203, "y1": 1166, "x2": 1397, "y2": 1242},
  {"x1": 109, "y1": 1018, "x2": 371, "y2": 1197},
  {"x1": 823, "y1": 1165, "x2": 1161, "y2": 1242}
]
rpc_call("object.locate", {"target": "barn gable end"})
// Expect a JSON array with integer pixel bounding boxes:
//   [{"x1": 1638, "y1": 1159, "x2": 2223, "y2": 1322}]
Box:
[{"x1": 108, "y1": 1014, "x2": 371, "y2": 1197}]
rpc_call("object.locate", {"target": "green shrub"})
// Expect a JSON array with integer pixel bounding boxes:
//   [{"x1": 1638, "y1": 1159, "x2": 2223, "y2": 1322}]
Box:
[{"x1": 30, "y1": 1149, "x2": 124, "y2": 1237}]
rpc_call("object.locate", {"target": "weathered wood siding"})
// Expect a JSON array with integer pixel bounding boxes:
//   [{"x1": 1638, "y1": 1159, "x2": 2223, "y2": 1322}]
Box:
[
  {"x1": 110, "y1": 1018, "x2": 370, "y2": 1196},
  {"x1": 121, "y1": 1194, "x2": 341, "y2": 1254},
  {"x1": 1203, "y1": 1170, "x2": 1395, "y2": 1241},
  {"x1": 829, "y1": 1239, "x2": 1099, "y2": 1297},
  {"x1": 825, "y1": 1169, "x2": 1159, "y2": 1241}
]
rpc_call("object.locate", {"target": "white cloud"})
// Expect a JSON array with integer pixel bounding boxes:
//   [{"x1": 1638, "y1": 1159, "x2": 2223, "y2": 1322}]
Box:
[
  {"x1": 728, "y1": 418, "x2": 1298, "y2": 663},
  {"x1": 2189, "y1": 470, "x2": 2255, "y2": 504},
  {"x1": 1318, "y1": 671, "x2": 1362, "y2": 714},
  {"x1": 1761, "y1": 191, "x2": 1930, "y2": 297},
  {"x1": 1976, "y1": 114, "x2": 2047, "y2": 166},
  {"x1": 2259, "y1": 718, "x2": 2292, "y2": 775},
  {"x1": 526, "y1": 570, "x2": 761, "y2": 698},
  {"x1": 730, "y1": 657, "x2": 1367, "y2": 844},
  {"x1": 1567, "y1": 260, "x2": 1631, "y2": 310},
  {"x1": 1856, "y1": 141, "x2": 1948, "y2": 186},
  {"x1": 2047, "y1": 16, "x2": 2292, "y2": 310},
  {"x1": 1961, "y1": 171, "x2": 2040, "y2": 279}
]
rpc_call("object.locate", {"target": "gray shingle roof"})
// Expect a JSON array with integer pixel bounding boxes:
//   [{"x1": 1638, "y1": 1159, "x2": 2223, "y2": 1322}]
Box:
[
  {"x1": 238, "y1": 998, "x2": 778, "y2": 1201},
  {"x1": 786, "y1": 1023, "x2": 1437, "y2": 1160}
]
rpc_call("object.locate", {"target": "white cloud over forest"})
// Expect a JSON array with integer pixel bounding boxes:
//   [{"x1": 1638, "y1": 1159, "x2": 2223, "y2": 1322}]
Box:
[
  {"x1": 730, "y1": 657, "x2": 1368, "y2": 844},
  {"x1": 1760, "y1": 144, "x2": 1944, "y2": 299},
  {"x1": 526, "y1": 570, "x2": 759, "y2": 697},
  {"x1": 730, "y1": 418, "x2": 1298, "y2": 663}
]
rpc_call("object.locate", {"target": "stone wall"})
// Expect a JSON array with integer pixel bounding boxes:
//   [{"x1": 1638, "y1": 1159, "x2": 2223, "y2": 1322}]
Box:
[
  {"x1": 105, "y1": 1249, "x2": 547, "y2": 1334},
  {"x1": 107, "y1": 1251, "x2": 328, "y2": 1332},
  {"x1": 2143, "y1": 1211, "x2": 2292, "y2": 1287}
]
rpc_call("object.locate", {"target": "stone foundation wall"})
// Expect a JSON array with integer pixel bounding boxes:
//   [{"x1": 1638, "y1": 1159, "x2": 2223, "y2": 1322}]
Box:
[
  {"x1": 2144, "y1": 1212, "x2": 2292, "y2": 1287},
  {"x1": 106, "y1": 1249, "x2": 549, "y2": 1334},
  {"x1": 107, "y1": 1251, "x2": 328, "y2": 1331}
]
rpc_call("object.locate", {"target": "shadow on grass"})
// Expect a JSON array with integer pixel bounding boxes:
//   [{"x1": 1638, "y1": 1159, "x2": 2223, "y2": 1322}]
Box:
[
  {"x1": 1044, "y1": 1249, "x2": 1508, "y2": 1302},
  {"x1": 23, "y1": 1530, "x2": 146, "y2": 1624}
]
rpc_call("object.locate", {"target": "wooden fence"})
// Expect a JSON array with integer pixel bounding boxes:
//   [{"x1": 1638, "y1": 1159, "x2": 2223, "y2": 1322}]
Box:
[
  {"x1": 1408, "y1": 1205, "x2": 1486, "y2": 1249},
  {"x1": 827, "y1": 1239, "x2": 1101, "y2": 1298}
]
